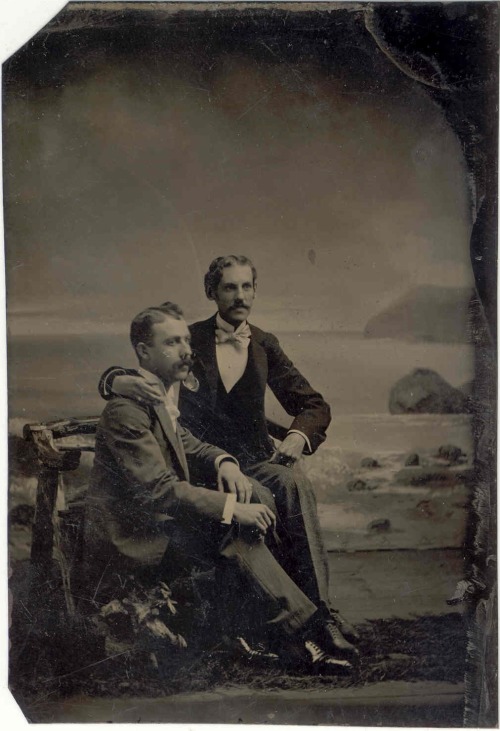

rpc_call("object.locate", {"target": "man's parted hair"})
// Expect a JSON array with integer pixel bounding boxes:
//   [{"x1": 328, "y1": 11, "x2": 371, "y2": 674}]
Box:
[
  {"x1": 204, "y1": 255, "x2": 257, "y2": 299},
  {"x1": 130, "y1": 301, "x2": 184, "y2": 354}
]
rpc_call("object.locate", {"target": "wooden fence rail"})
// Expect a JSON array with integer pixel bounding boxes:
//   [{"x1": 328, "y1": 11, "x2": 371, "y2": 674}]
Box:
[{"x1": 23, "y1": 417, "x2": 100, "y2": 613}]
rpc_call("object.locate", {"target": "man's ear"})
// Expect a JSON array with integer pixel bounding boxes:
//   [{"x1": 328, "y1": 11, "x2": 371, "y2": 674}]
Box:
[
  {"x1": 206, "y1": 287, "x2": 215, "y2": 301},
  {"x1": 136, "y1": 342, "x2": 149, "y2": 361}
]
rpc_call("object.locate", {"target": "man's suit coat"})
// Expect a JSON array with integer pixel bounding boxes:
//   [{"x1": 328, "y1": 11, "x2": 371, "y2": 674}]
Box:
[
  {"x1": 179, "y1": 315, "x2": 331, "y2": 462},
  {"x1": 85, "y1": 395, "x2": 228, "y2": 567}
]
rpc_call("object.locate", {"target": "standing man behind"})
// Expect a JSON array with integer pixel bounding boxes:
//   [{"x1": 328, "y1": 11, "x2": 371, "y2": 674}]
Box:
[{"x1": 99, "y1": 256, "x2": 358, "y2": 654}]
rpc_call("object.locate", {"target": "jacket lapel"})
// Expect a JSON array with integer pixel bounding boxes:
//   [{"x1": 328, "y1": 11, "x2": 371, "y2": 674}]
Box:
[
  {"x1": 154, "y1": 404, "x2": 189, "y2": 481},
  {"x1": 193, "y1": 315, "x2": 219, "y2": 408},
  {"x1": 248, "y1": 326, "x2": 268, "y2": 394}
]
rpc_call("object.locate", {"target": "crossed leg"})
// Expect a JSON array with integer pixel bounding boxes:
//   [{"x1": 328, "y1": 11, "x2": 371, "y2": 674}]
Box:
[{"x1": 244, "y1": 461, "x2": 330, "y2": 607}]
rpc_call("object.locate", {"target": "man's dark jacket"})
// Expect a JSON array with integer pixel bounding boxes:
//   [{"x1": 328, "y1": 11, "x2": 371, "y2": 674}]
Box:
[{"x1": 181, "y1": 315, "x2": 331, "y2": 464}]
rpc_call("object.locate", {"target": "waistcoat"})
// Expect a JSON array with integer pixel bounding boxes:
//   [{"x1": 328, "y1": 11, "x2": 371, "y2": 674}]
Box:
[{"x1": 212, "y1": 347, "x2": 274, "y2": 466}]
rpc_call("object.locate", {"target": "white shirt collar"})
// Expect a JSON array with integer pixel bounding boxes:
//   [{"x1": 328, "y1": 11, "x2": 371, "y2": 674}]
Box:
[
  {"x1": 138, "y1": 368, "x2": 180, "y2": 431},
  {"x1": 216, "y1": 312, "x2": 249, "y2": 335},
  {"x1": 138, "y1": 368, "x2": 179, "y2": 407},
  {"x1": 137, "y1": 368, "x2": 170, "y2": 396}
]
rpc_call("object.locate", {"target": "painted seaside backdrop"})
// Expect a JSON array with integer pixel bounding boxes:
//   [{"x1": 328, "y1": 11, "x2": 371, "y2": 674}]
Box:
[{"x1": 5, "y1": 3, "x2": 477, "y2": 555}]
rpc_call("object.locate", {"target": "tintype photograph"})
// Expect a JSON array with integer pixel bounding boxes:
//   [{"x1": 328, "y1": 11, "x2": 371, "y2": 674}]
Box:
[{"x1": 4, "y1": 1, "x2": 497, "y2": 726}]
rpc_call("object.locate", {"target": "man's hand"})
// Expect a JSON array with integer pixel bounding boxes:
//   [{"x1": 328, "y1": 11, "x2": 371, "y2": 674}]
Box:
[
  {"x1": 217, "y1": 461, "x2": 253, "y2": 503},
  {"x1": 233, "y1": 503, "x2": 276, "y2": 534},
  {"x1": 113, "y1": 375, "x2": 163, "y2": 405},
  {"x1": 272, "y1": 432, "x2": 306, "y2": 466}
]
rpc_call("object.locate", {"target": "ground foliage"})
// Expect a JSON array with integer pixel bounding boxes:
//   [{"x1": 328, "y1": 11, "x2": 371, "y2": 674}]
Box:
[{"x1": 10, "y1": 557, "x2": 467, "y2": 706}]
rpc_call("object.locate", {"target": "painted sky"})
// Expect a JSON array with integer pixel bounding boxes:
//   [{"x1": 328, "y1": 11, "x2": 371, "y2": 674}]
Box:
[{"x1": 4, "y1": 6, "x2": 474, "y2": 336}]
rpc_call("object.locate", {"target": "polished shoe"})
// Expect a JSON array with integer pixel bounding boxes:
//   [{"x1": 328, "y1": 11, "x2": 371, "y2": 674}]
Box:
[
  {"x1": 302, "y1": 640, "x2": 353, "y2": 675},
  {"x1": 227, "y1": 635, "x2": 280, "y2": 664},
  {"x1": 322, "y1": 619, "x2": 359, "y2": 661},
  {"x1": 329, "y1": 609, "x2": 360, "y2": 643},
  {"x1": 273, "y1": 635, "x2": 353, "y2": 676}
]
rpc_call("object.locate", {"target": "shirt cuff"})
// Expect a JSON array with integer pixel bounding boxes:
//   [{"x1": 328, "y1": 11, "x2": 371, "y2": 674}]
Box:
[
  {"x1": 102, "y1": 367, "x2": 128, "y2": 397},
  {"x1": 287, "y1": 429, "x2": 312, "y2": 454},
  {"x1": 221, "y1": 493, "x2": 237, "y2": 525},
  {"x1": 181, "y1": 372, "x2": 200, "y2": 392},
  {"x1": 214, "y1": 454, "x2": 239, "y2": 471}
]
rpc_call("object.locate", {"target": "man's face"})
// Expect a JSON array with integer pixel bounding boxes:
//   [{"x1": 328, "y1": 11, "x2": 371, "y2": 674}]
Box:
[
  {"x1": 140, "y1": 316, "x2": 193, "y2": 386},
  {"x1": 212, "y1": 264, "x2": 256, "y2": 327}
]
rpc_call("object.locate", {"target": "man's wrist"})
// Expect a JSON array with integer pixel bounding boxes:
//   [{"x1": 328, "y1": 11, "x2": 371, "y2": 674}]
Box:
[
  {"x1": 287, "y1": 429, "x2": 311, "y2": 454},
  {"x1": 221, "y1": 493, "x2": 237, "y2": 524},
  {"x1": 215, "y1": 454, "x2": 239, "y2": 471}
]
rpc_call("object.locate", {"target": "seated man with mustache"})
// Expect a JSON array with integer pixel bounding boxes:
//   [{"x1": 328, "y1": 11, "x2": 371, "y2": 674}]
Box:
[
  {"x1": 98, "y1": 256, "x2": 358, "y2": 658},
  {"x1": 84, "y1": 301, "x2": 353, "y2": 674}
]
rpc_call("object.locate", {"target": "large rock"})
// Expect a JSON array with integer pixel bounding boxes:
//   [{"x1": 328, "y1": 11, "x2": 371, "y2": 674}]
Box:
[
  {"x1": 364, "y1": 285, "x2": 473, "y2": 342},
  {"x1": 389, "y1": 368, "x2": 469, "y2": 414},
  {"x1": 437, "y1": 444, "x2": 466, "y2": 463},
  {"x1": 405, "y1": 453, "x2": 420, "y2": 467}
]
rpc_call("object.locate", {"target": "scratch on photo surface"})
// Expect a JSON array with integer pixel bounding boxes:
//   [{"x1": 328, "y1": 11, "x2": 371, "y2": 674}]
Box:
[
  {"x1": 236, "y1": 91, "x2": 273, "y2": 121},
  {"x1": 19, "y1": 599, "x2": 32, "y2": 619},
  {"x1": 259, "y1": 40, "x2": 319, "y2": 99},
  {"x1": 92, "y1": 556, "x2": 112, "y2": 601},
  {"x1": 44, "y1": 649, "x2": 134, "y2": 682}
]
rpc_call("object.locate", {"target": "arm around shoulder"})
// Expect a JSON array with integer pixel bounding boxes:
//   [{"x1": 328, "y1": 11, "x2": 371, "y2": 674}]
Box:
[{"x1": 98, "y1": 365, "x2": 138, "y2": 400}]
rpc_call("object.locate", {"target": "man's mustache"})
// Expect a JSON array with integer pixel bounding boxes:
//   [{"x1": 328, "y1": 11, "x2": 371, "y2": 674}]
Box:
[{"x1": 176, "y1": 355, "x2": 194, "y2": 369}]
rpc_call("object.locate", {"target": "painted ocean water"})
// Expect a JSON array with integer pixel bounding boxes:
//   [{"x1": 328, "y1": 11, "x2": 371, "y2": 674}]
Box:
[
  {"x1": 8, "y1": 329, "x2": 474, "y2": 455},
  {"x1": 9, "y1": 328, "x2": 473, "y2": 427}
]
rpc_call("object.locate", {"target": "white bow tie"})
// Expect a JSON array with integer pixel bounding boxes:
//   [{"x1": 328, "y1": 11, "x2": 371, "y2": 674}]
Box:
[{"x1": 215, "y1": 323, "x2": 251, "y2": 350}]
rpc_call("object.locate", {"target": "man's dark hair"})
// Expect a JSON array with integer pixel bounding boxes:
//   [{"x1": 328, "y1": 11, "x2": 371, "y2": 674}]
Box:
[
  {"x1": 130, "y1": 302, "x2": 184, "y2": 355},
  {"x1": 204, "y1": 255, "x2": 257, "y2": 299}
]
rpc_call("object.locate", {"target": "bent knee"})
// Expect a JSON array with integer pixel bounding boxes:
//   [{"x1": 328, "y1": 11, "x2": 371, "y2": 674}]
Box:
[
  {"x1": 249, "y1": 478, "x2": 276, "y2": 511},
  {"x1": 267, "y1": 464, "x2": 302, "y2": 493},
  {"x1": 272, "y1": 466, "x2": 317, "y2": 502}
]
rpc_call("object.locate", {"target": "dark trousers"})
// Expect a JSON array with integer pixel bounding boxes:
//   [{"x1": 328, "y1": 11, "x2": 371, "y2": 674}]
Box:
[
  {"x1": 244, "y1": 460, "x2": 330, "y2": 608},
  {"x1": 82, "y1": 477, "x2": 321, "y2": 644},
  {"x1": 162, "y1": 515, "x2": 317, "y2": 641}
]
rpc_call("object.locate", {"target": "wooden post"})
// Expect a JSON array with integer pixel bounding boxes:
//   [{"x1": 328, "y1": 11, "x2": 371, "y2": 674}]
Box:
[
  {"x1": 31, "y1": 462, "x2": 60, "y2": 566},
  {"x1": 24, "y1": 425, "x2": 85, "y2": 615}
]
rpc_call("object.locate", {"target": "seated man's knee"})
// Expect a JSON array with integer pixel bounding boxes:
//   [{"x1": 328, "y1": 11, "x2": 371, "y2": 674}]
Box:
[
  {"x1": 270, "y1": 465, "x2": 300, "y2": 494},
  {"x1": 271, "y1": 466, "x2": 317, "y2": 505},
  {"x1": 249, "y1": 478, "x2": 276, "y2": 512}
]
